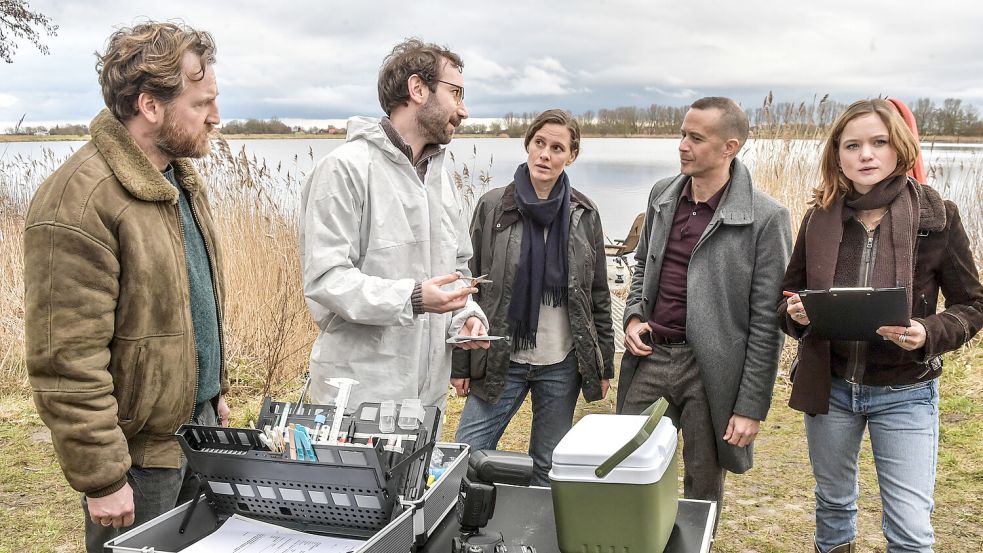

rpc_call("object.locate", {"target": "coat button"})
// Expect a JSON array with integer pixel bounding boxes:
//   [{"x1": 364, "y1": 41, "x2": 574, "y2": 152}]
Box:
[{"x1": 496, "y1": 223, "x2": 501, "y2": 228}]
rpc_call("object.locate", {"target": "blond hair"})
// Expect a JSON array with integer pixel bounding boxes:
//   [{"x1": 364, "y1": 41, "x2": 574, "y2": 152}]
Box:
[
  {"x1": 96, "y1": 21, "x2": 216, "y2": 121},
  {"x1": 814, "y1": 98, "x2": 919, "y2": 209}
]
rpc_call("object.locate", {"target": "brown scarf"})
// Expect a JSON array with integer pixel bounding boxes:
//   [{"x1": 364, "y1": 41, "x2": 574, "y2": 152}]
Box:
[{"x1": 804, "y1": 174, "x2": 920, "y2": 314}]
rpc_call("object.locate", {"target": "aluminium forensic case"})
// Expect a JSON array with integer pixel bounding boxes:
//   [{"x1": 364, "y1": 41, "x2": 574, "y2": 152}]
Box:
[
  {"x1": 104, "y1": 443, "x2": 469, "y2": 553},
  {"x1": 105, "y1": 395, "x2": 467, "y2": 552}
]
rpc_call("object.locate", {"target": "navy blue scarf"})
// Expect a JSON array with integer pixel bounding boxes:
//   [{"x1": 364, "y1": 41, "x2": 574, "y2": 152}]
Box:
[{"x1": 508, "y1": 163, "x2": 570, "y2": 350}]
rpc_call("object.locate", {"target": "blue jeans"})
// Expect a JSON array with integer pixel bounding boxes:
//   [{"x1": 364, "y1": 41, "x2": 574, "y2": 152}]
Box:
[
  {"x1": 454, "y1": 352, "x2": 581, "y2": 487},
  {"x1": 805, "y1": 376, "x2": 939, "y2": 553}
]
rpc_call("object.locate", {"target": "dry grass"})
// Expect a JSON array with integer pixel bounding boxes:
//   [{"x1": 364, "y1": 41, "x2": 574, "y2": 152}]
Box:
[
  {"x1": 0, "y1": 135, "x2": 981, "y2": 552},
  {"x1": 195, "y1": 139, "x2": 318, "y2": 401}
]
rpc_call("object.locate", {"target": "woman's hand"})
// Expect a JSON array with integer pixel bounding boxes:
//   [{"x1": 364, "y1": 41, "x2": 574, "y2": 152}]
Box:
[
  {"x1": 785, "y1": 293, "x2": 811, "y2": 326},
  {"x1": 454, "y1": 316, "x2": 491, "y2": 350},
  {"x1": 450, "y1": 378, "x2": 470, "y2": 397},
  {"x1": 877, "y1": 320, "x2": 927, "y2": 351}
]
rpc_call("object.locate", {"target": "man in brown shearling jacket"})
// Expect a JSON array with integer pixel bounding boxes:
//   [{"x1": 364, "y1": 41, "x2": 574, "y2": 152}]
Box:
[{"x1": 23, "y1": 23, "x2": 229, "y2": 552}]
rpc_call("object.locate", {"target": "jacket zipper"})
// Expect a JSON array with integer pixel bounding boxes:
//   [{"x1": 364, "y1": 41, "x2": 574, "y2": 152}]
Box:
[
  {"x1": 188, "y1": 195, "x2": 226, "y2": 422},
  {"x1": 846, "y1": 224, "x2": 877, "y2": 383},
  {"x1": 173, "y1": 201, "x2": 200, "y2": 425}
]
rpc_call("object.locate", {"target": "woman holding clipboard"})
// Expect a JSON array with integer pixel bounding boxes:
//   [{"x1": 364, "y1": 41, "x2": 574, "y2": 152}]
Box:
[
  {"x1": 779, "y1": 98, "x2": 983, "y2": 553},
  {"x1": 450, "y1": 109, "x2": 615, "y2": 486}
]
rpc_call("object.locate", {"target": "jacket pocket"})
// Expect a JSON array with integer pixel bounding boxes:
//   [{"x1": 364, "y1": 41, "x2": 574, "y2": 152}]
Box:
[
  {"x1": 916, "y1": 293, "x2": 931, "y2": 318},
  {"x1": 112, "y1": 344, "x2": 146, "y2": 423},
  {"x1": 470, "y1": 347, "x2": 488, "y2": 380},
  {"x1": 593, "y1": 344, "x2": 605, "y2": 378},
  {"x1": 789, "y1": 342, "x2": 802, "y2": 383}
]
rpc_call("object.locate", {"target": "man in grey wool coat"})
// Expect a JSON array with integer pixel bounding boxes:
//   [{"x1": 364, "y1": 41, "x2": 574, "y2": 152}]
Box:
[{"x1": 618, "y1": 96, "x2": 792, "y2": 523}]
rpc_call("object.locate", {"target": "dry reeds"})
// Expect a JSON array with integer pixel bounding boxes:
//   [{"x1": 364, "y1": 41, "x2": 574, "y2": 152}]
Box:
[
  {"x1": 195, "y1": 137, "x2": 317, "y2": 396},
  {"x1": 0, "y1": 149, "x2": 65, "y2": 389},
  {"x1": 0, "y1": 128, "x2": 980, "y2": 399},
  {"x1": 449, "y1": 145, "x2": 492, "y2": 217},
  {"x1": 0, "y1": 138, "x2": 318, "y2": 396}
]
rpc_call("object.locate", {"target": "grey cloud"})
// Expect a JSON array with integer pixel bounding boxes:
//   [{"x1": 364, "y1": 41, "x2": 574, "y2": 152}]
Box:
[{"x1": 3, "y1": 0, "x2": 982, "y2": 127}]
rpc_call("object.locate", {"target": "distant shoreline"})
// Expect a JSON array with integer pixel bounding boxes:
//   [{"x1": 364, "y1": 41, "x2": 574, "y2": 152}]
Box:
[{"x1": 3, "y1": 133, "x2": 983, "y2": 143}]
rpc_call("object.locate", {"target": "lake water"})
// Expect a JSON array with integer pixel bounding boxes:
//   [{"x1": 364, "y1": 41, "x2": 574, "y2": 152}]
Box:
[{"x1": 3, "y1": 137, "x2": 980, "y2": 236}]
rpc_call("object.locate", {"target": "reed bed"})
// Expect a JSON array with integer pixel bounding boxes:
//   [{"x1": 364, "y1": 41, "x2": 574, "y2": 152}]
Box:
[
  {"x1": 0, "y1": 139, "x2": 321, "y2": 397},
  {"x1": 1, "y1": 135, "x2": 981, "y2": 391},
  {"x1": 0, "y1": 133, "x2": 981, "y2": 552}
]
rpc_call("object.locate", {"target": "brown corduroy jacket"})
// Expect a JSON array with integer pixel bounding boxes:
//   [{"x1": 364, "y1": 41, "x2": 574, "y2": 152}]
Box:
[
  {"x1": 23, "y1": 109, "x2": 227, "y2": 497},
  {"x1": 781, "y1": 183, "x2": 983, "y2": 414}
]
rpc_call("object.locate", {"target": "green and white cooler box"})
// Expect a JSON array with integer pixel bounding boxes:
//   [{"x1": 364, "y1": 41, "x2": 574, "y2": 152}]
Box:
[{"x1": 549, "y1": 398, "x2": 679, "y2": 553}]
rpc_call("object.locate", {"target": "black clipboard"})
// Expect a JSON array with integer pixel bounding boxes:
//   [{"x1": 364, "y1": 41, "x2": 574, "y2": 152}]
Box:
[{"x1": 798, "y1": 287, "x2": 909, "y2": 341}]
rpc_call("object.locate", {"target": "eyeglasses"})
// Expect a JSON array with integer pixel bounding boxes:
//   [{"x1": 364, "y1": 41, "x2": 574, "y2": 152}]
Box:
[{"x1": 435, "y1": 79, "x2": 465, "y2": 105}]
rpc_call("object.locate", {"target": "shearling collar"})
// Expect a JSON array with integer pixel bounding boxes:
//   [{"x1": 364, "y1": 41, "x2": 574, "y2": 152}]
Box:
[
  {"x1": 916, "y1": 182, "x2": 947, "y2": 232},
  {"x1": 89, "y1": 109, "x2": 205, "y2": 204}
]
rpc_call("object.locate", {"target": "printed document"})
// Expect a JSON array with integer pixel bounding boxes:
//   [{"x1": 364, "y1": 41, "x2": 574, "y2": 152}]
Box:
[{"x1": 181, "y1": 514, "x2": 366, "y2": 552}]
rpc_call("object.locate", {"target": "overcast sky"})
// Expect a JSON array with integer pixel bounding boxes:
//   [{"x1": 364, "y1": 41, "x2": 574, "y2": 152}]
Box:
[{"x1": 3, "y1": 0, "x2": 983, "y2": 129}]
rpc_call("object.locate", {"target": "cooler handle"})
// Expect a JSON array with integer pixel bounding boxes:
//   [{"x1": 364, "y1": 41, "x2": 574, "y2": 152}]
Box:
[{"x1": 594, "y1": 398, "x2": 669, "y2": 479}]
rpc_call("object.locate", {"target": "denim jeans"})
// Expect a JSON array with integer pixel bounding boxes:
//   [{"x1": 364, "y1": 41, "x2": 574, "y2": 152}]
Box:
[
  {"x1": 83, "y1": 399, "x2": 218, "y2": 553},
  {"x1": 805, "y1": 376, "x2": 939, "y2": 553},
  {"x1": 454, "y1": 351, "x2": 581, "y2": 487}
]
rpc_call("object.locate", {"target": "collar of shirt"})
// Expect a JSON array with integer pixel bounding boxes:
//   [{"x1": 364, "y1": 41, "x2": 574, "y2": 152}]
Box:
[
  {"x1": 680, "y1": 177, "x2": 729, "y2": 211},
  {"x1": 380, "y1": 117, "x2": 442, "y2": 179}
]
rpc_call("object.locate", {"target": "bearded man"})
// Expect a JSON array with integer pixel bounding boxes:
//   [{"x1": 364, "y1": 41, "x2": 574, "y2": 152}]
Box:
[
  {"x1": 24, "y1": 22, "x2": 229, "y2": 552},
  {"x1": 301, "y1": 39, "x2": 489, "y2": 412}
]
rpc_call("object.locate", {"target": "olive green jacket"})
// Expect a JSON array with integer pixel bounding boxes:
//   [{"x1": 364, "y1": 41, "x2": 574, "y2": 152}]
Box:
[
  {"x1": 24, "y1": 109, "x2": 227, "y2": 497},
  {"x1": 452, "y1": 182, "x2": 615, "y2": 403}
]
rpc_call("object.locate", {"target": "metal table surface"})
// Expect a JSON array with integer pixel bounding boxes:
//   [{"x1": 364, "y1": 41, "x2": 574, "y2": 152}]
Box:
[{"x1": 421, "y1": 483, "x2": 716, "y2": 553}]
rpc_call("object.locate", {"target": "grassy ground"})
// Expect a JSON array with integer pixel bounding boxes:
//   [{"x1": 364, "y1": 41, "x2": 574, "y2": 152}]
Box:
[{"x1": 1, "y1": 343, "x2": 980, "y2": 552}]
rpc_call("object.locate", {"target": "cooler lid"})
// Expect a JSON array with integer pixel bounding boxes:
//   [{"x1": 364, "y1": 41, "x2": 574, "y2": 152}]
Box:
[{"x1": 551, "y1": 413, "x2": 676, "y2": 471}]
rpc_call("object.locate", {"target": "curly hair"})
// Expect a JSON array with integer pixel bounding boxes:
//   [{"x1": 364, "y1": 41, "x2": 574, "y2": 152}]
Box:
[
  {"x1": 377, "y1": 38, "x2": 463, "y2": 116},
  {"x1": 96, "y1": 21, "x2": 216, "y2": 121}
]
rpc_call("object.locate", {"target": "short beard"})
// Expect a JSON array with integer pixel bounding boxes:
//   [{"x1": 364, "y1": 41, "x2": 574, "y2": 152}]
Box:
[
  {"x1": 155, "y1": 110, "x2": 212, "y2": 159},
  {"x1": 416, "y1": 93, "x2": 454, "y2": 145}
]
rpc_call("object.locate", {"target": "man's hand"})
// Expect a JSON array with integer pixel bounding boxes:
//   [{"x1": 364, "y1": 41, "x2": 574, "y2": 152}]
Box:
[
  {"x1": 217, "y1": 395, "x2": 231, "y2": 427},
  {"x1": 600, "y1": 379, "x2": 610, "y2": 399},
  {"x1": 422, "y1": 273, "x2": 477, "y2": 314},
  {"x1": 624, "y1": 317, "x2": 654, "y2": 357},
  {"x1": 87, "y1": 483, "x2": 135, "y2": 529},
  {"x1": 451, "y1": 378, "x2": 470, "y2": 397},
  {"x1": 722, "y1": 414, "x2": 760, "y2": 447},
  {"x1": 454, "y1": 316, "x2": 491, "y2": 350}
]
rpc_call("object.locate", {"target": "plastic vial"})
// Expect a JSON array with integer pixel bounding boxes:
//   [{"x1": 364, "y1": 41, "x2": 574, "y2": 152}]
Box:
[
  {"x1": 397, "y1": 398, "x2": 423, "y2": 430},
  {"x1": 379, "y1": 400, "x2": 396, "y2": 434}
]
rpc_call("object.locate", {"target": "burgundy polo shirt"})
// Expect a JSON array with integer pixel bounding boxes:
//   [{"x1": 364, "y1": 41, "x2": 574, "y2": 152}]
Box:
[{"x1": 648, "y1": 178, "x2": 729, "y2": 340}]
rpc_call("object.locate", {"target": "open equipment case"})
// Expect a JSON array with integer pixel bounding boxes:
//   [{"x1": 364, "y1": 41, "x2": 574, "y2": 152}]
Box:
[{"x1": 104, "y1": 396, "x2": 469, "y2": 553}]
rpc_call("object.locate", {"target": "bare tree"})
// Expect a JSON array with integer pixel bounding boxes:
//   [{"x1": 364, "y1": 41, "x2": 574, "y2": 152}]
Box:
[{"x1": 0, "y1": 0, "x2": 58, "y2": 63}]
